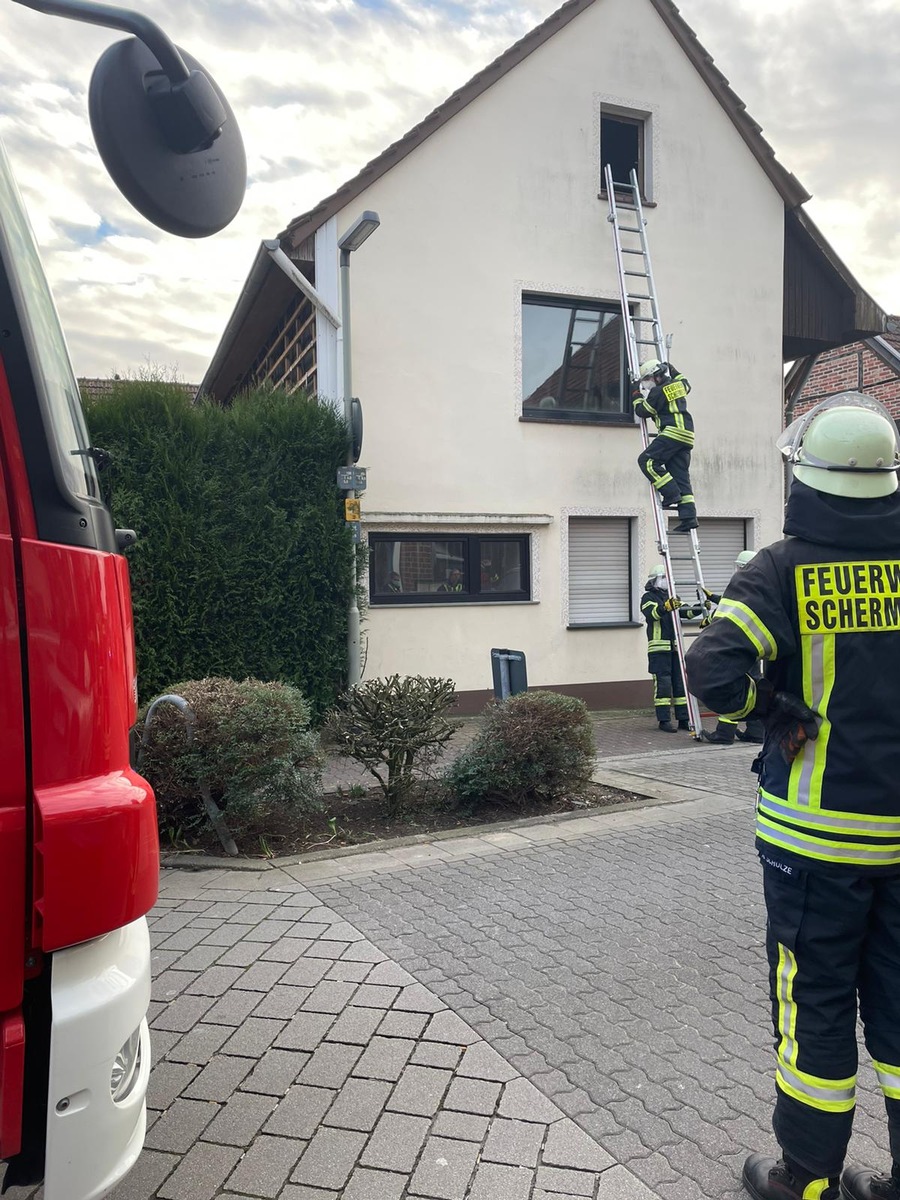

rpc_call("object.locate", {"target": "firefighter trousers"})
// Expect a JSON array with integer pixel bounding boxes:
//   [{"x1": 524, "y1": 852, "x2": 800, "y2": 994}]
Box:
[
  {"x1": 637, "y1": 437, "x2": 696, "y2": 521},
  {"x1": 648, "y1": 649, "x2": 687, "y2": 722},
  {"x1": 761, "y1": 857, "x2": 900, "y2": 1177}
]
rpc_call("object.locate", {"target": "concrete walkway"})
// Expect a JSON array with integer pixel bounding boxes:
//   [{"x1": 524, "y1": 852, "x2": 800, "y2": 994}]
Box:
[{"x1": 3, "y1": 723, "x2": 890, "y2": 1199}]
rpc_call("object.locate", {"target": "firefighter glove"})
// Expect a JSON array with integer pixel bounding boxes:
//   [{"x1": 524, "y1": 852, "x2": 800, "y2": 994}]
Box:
[
  {"x1": 753, "y1": 678, "x2": 819, "y2": 764},
  {"x1": 663, "y1": 596, "x2": 683, "y2": 612}
]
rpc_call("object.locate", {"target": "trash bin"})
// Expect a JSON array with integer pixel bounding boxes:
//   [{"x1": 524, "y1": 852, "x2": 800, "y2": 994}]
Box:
[{"x1": 491, "y1": 649, "x2": 527, "y2": 701}]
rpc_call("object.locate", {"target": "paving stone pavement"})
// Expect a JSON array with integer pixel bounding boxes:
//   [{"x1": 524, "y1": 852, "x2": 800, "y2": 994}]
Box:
[{"x1": 2, "y1": 738, "x2": 892, "y2": 1200}]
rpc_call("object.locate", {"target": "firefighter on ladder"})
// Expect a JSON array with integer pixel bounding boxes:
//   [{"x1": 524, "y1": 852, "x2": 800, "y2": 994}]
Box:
[
  {"x1": 686, "y1": 392, "x2": 900, "y2": 1200},
  {"x1": 641, "y1": 563, "x2": 702, "y2": 732},
  {"x1": 633, "y1": 359, "x2": 698, "y2": 532}
]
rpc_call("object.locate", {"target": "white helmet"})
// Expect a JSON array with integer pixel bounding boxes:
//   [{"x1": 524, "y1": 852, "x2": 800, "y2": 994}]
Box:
[
  {"x1": 779, "y1": 392, "x2": 900, "y2": 499},
  {"x1": 735, "y1": 550, "x2": 756, "y2": 569},
  {"x1": 648, "y1": 562, "x2": 667, "y2": 587},
  {"x1": 639, "y1": 359, "x2": 663, "y2": 381}
]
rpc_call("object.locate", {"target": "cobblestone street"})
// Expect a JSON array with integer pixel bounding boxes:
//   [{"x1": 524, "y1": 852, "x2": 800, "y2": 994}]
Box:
[{"x1": 3, "y1": 733, "x2": 892, "y2": 1200}]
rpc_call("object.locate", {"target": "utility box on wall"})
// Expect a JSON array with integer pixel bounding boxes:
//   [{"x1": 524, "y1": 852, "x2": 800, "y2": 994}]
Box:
[{"x1": 491, "y1": 648, "x2": 527, "y2": 701}]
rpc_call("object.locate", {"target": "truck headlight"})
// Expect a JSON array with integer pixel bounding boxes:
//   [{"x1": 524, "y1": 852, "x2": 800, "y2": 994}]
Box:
[{"x1": 110, "y1": 1027, "x2": 142, "y2": 1103}]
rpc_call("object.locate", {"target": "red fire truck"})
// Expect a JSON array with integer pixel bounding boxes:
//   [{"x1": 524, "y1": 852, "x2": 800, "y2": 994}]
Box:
[{"x1": 0, "y1": 2, "x2": 244, "y2": 1195}]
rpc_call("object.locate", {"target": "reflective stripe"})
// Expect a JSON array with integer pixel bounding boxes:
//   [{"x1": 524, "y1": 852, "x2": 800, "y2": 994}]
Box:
[
  {"x1": 718, "y1": 676, "x2": 757, "y2": 721},
  {"x1": 759, "y1": 790, "x2": 900, "y2": 836},
  {"x1": 793, "y1": 634, "x2": 834, "y2": 810},
  {"x1": 757, "y1": 815, "x2": 900, "y2": 865},
  {"x1": 660, "y1": 428, "x2": 694, "y2": 445},
  {"x1": 776, "y1": 1062, "x2": 856, "y2": 1113},
  {"x1": 874, "y1": 1060, "x2": 900, "y2": 1100},
  {"x1": 803, "y1": 1183, "x2": 837, "y2": 1200},
  {"x1": 713, "y1": 600, "x2": 778, "y2": 660},
  {"x1": 775, "y1": 943, "x2": 798, "y2": 1069}
]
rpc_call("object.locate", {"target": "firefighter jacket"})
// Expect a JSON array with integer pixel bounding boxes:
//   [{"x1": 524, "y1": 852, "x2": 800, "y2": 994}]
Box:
[
  {"x1": 633, "y1": 366, "x2": 694, "y2": 447},
  {"x1": 686, "y1": 479, "x2": 900, "y2": 870},
  {"x1": 641, "y1": 585, "x2": 677, "y2": 654}
]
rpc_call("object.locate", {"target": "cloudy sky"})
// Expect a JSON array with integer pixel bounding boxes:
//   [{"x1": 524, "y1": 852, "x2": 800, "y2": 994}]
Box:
[{"x1": 1, "y1": 0, "x2": 897, "y2": 382}]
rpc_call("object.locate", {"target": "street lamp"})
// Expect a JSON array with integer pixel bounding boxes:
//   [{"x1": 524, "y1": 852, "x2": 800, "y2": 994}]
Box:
[{"x1": 338, "y1": 210, "x2": 380, "y2": 687}]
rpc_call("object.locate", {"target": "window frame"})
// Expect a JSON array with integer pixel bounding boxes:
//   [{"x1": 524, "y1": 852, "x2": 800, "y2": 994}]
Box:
[
  {"x1": 520, "y1": 292, "x2": 634, "y2": 427},
  {"x1": 599, "y1": 107, "x2": 649, "y2": 202},
  {"x1": 369, "y1": 533, "x2": 532, "y2": 606}
]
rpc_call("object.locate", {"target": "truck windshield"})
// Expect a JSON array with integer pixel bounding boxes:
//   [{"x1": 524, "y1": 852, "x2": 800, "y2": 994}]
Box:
[{"x1": 0, "y1": 141, "x2": 99, "y2": 501}]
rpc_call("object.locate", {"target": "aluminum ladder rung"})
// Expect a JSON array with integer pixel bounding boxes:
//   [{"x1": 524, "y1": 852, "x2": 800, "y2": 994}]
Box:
[{"x1": 625, "y1": 270, "x2": 649, "y2": 277}]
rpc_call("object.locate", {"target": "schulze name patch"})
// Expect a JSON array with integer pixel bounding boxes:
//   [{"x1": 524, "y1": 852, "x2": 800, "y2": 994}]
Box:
[{"x1": 797, "y1": 561, "x2": 900, "y2": 633}]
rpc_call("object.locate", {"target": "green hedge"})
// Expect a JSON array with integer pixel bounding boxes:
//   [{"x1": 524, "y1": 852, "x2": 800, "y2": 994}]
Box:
[{"x1": 84, "y1": 382, "x2": 351, "y2": 716}]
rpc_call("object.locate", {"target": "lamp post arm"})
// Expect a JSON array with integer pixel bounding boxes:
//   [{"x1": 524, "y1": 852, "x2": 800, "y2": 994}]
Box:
[{"x1": 11, "y1": 0, "x2": 191, "y2": 82}]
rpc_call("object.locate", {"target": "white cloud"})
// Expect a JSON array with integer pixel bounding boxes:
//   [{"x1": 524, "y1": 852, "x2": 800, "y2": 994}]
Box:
[{"x1": 0, "y1": 0, "x2": 897, "y2": 382}]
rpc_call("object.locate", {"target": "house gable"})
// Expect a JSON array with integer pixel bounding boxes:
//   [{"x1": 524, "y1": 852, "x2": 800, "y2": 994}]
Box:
[{"x1": 279, "y1": 0, "x2": 808, "y2": 252}]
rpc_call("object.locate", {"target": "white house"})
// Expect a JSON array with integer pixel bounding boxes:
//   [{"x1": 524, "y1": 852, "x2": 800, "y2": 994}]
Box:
[{"x1": 202, "y1": 0, "x2": 884, "y2": 712}]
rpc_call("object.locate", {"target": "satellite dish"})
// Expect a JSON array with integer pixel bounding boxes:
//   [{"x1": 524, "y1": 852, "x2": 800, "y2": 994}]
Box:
[{"x1": 89, "y1": 37, "x2": 246, "y2": 238}]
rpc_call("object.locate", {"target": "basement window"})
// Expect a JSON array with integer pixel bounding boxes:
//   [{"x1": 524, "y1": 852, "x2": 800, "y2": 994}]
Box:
[{"x1": 600, "y1": 111, "x2": 647, "y2": 198}]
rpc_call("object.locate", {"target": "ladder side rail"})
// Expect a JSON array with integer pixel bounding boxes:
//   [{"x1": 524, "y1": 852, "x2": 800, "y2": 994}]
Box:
[
  {"x1": 628, "y1": 169, "x2": 667, "y2": 364},
  {"x1": 604, "y1": 164, "x2": 641, "y2": 380}
]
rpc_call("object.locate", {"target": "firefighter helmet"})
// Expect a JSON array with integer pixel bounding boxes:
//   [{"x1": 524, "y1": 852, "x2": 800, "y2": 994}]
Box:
[
  {"x1": 735, "y1": 550, "x2": 756, "y2": 569},
  {"x1": 639, "y1": 359, "x2": 663, "y2": 381},
  {"x1": 648, "y1": 563, "x2": 667, "y2": 588},
  {"x1": 779, "y1": 392, "x2": 900, "y2": 499}
]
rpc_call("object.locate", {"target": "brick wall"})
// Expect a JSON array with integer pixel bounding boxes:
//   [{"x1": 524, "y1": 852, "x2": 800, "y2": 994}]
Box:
[{"x1": 790, "y1": 333, "x2": 900, "y2": 421}]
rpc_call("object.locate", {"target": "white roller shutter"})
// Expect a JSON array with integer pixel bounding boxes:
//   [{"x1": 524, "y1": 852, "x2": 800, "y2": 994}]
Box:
[
  {"x1": 667, "y1": 518, "x2": 747, "y2": 641},
  {"x1": 568, "y1": 518, "x2": 633, "y2": 625}
]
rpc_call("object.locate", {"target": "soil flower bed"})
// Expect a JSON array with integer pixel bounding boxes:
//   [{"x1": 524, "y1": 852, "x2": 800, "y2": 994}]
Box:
[{"x1": 166, "y1": 779, "x2": 649, "y2": 861}]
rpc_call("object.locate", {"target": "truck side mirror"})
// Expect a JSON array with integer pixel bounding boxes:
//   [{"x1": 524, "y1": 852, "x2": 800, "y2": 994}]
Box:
[{"x1": 89, "y1": 38, "x2": 246, "y2": 238}]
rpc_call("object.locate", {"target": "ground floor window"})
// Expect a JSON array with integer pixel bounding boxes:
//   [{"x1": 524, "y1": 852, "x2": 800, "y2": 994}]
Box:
[
  {"x1": 568, "y1": 517, "x2": 634, "y2": 626},
  {"x1": 370, "y1": 534, "x2": 531, "y2": 604}
]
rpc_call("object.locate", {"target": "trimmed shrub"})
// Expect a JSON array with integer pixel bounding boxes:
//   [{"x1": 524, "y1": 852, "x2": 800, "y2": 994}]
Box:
[
  {"x1": 140, "y1": 677, "x2": 323, "y2": 841},
  {"x1": 444, "y1": 690, "x2": 595, "y2": 808},
  {"x1": 323, "y1": 675, "x2": 458, "y2": 815},
  {"x1": 84, "y1": 382, "x2": 352, "y2": 717}
]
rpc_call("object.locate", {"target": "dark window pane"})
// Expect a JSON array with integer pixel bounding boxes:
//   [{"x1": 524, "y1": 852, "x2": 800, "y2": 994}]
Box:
[
  {"x1": 601, "y1": 116, "x2": 641, "y2": 188},
  {"x1": 371, "y1": 539, "x2": 466, "y2": 596},
  {"x1": 522, "y1": 298, "x2": 625, "y2": 416},
  {"x1": 478, "y1": 540, "x2": 524, "y2": 593}
]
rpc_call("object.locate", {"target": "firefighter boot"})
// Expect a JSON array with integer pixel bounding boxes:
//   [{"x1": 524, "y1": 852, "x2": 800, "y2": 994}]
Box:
[
  {"x1": 677, "y1": 719, "x2": 691, "y2": 731},
  {"x1": 657, "y1": 720, "x2": 677, "y2": 733},
  {"x1": 743, "y1": 1154, "x2": 839, "y2": 1199},
  {"x1": 701, "y1": 723, "x2": 735, "y2": 745},
  {"x1": 841, "y1": 1163, "x2": 900, "y2": 1199}
]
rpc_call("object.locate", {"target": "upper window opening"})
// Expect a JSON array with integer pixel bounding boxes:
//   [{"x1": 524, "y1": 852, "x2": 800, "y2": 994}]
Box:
[{"x1": 601, "y1": 113, "x2": 645, "y2": 196}]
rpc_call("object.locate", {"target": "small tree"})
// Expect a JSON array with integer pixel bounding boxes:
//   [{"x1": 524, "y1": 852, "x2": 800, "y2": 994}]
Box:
[
  {"x1": 323, "y1": 675, "x2": 458, "y2": 815},
  {"x1": 444, "y1": 690, "x2": 595, "y2": 809}
]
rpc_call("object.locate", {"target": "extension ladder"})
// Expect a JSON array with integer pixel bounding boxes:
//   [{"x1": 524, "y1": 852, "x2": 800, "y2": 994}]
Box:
[{"x1": 604, "y1": 164, "x2": 707, "y2": 736}]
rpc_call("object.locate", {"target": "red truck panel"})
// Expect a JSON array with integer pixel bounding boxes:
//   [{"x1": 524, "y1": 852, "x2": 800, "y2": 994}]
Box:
[
  {"x1": 0, "y1": 373, "x2": 27, "y2": 1015},
  {"x1": 0, "y1": 1010, "x2": 25, "y2": 1159},
  {"x1": 23, "y1": 540, "x2": 158, "y2": 952}
]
